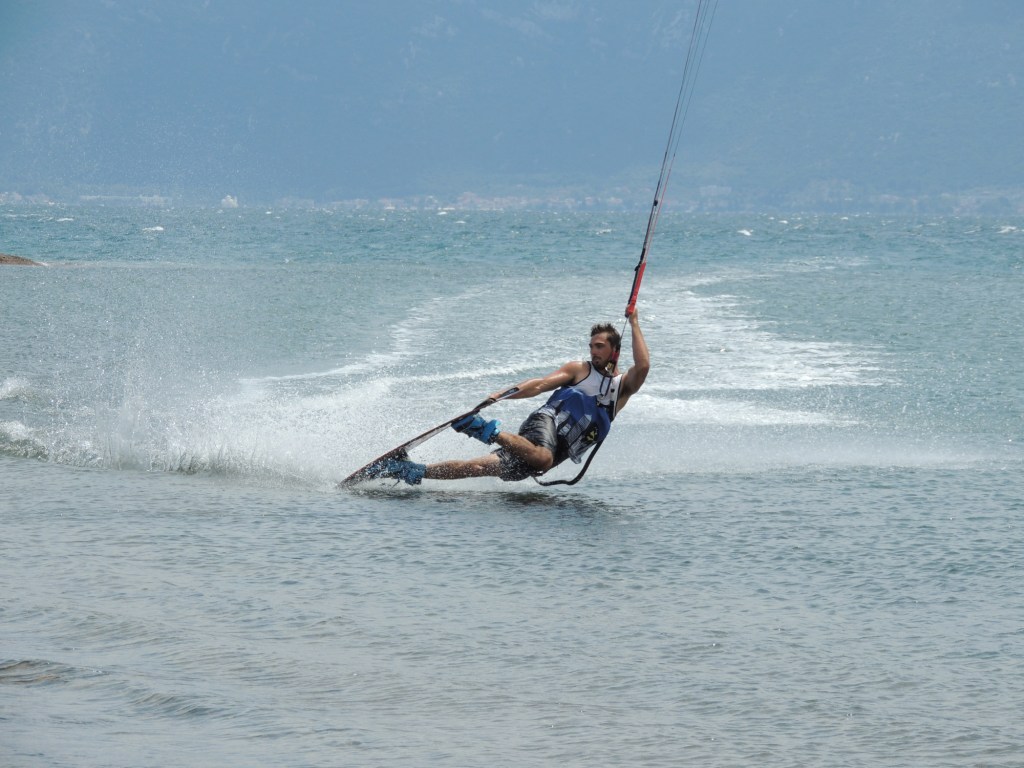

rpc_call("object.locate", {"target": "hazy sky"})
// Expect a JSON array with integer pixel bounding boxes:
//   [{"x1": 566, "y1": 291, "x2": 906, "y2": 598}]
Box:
[{"x1": 1, "y1": 1, "x2": 1021, "y2": 207}]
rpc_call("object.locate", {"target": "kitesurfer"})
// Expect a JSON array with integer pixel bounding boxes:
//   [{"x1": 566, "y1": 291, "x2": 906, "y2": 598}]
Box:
[{"x1": 368, "y1": 310, "x2": 649, "y2": 485}]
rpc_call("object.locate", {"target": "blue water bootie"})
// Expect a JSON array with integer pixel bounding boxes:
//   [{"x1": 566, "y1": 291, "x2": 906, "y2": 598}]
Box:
[
  {"x1": 452, "y1": 414, "x2": 501, "y2": 444},
  {"x1": 365, "y1": 458, "x2": 426, "y2": 485}
]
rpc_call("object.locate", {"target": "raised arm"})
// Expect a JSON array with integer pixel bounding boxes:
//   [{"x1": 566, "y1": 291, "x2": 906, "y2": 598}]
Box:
[{"x1": 616, "y1": 310, "x2": 649, "y2": 408}]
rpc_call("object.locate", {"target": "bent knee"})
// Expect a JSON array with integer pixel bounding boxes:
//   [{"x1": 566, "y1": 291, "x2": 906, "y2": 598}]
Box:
[{"x1": 527, "y1": 449, "x2": 554, "y2": 473}]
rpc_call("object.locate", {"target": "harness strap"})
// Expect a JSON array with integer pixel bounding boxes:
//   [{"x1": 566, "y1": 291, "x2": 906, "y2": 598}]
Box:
[{"x1": 531, "y1": 439, "x2": 605, "y2": 487}]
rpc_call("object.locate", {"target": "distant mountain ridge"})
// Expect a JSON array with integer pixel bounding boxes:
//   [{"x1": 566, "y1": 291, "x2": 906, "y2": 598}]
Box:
[{"x1": 1, "y1": 1, "x2": 1021, "y2": 211}]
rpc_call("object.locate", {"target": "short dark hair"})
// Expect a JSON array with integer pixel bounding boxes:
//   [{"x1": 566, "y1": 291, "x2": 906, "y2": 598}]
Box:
[{"x1": 590, "y1": 323, "x2": 621, "y2": 351}]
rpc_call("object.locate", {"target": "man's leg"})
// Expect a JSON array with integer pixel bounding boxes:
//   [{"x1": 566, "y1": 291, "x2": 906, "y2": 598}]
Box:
[
  {"x1": 424, "y1": 435, "x2": 554, "y2": 480},
  {"x1": 492, "y1": 432, "x2": 554, "y2": 473},
  {"x1": 424, "y1": 453, "x2": 502, "y2": 480}
]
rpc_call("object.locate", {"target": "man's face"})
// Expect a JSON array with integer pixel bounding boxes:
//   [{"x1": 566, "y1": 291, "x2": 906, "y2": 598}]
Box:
[{"x1": 589, "y1": 333, "x2": 616, "y2": 369}]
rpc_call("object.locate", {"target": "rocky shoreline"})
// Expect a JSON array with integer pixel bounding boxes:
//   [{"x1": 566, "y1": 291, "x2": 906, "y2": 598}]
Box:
[{"x1": 0, "y1": 253, "x2": 43, "y2": 266}]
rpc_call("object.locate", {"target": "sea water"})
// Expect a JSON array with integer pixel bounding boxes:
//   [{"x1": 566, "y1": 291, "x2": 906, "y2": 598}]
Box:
[{"x1": 1, "y1": 206, "x2": 1022, "y2": 767}]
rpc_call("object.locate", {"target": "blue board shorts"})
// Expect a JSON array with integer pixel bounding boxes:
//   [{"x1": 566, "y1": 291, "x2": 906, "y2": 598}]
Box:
[{"x1": 494, "y1": 411, "x2": 569, "y2": 482}]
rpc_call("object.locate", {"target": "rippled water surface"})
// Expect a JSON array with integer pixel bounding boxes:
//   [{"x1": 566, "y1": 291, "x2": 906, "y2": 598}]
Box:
[{"x1": 2, "y1": 207, "x2": 1022, "y2": 766}]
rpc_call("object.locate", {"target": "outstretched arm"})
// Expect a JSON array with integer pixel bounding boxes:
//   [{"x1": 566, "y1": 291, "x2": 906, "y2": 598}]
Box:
[{"x1": 488, "y1": 360, "x2": 587, "y2": 402}]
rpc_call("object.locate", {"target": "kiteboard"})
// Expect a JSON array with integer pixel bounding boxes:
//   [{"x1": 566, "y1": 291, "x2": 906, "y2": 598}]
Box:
[{"x1": 339, "y1": 387, "x2": 519, "y2": 487}]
